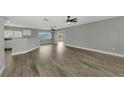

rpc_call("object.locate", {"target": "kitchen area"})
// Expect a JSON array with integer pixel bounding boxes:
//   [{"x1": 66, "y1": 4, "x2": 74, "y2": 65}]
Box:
[
  {"x1": 4, "y1": 30, "x2": 22, "y2": 50},
  {"x1": 5, "y1": 38, "x2": 12, "y2": 50}
]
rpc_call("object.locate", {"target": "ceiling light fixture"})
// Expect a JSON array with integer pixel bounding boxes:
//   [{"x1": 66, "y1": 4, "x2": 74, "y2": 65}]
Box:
[
  {"x1": 51, "y1": 26, "x2": 57, "y2": 31},
  {"x1": 44, "y1": 18, "x2": 49, "y2": 21},
  {"x1": 53, "y1": 26, "x2": 57, "y2": 28},
  {"x1": 67, "y1": 21, "x2": 71, "y2": 25}
]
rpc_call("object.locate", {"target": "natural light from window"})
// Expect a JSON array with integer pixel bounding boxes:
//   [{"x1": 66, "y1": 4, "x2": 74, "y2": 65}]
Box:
[
  {"x1": 38, "y1": 32, "x2": 52, "y2": 39},
  {"x1": 5, "y1": 30, "x2": 22, "y2": 38}
]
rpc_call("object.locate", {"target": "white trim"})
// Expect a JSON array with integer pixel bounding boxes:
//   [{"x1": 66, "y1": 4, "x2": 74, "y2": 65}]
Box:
[
  {"x1": 0, "y1": 65, "x2": 5, "y2": 76},
  {"x1": 12, "y1": 46, "x2": 40, "y2": 56},
  {"x1": 40, "y1": 42, "x2": 54, "y2": 45},
  {"x1": 65, "y1": 44, "x2": 124, "y2": 58},
  {"x1": 53, "y1": 42, "x2": 58, "y2": 44}
]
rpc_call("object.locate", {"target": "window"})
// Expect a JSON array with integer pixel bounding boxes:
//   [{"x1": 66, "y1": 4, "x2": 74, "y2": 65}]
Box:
[
  {"x1": 5, "y1": 30, "x2": 22, "y2": 38},
  {"x1": 38, "y1": 32, "x2": 52, "y2": 39},
  {"x1": 5, "y1": 30, "x2": 13, "y2": 38},
  {"x1": 13, "y1": 31, "x2": 22, "y2": 38}
]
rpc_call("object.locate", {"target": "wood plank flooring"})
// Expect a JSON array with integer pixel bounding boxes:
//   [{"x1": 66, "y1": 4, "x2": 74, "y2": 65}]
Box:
[{"x1": 2, "y1": 43, "x2": 124, "y2": 77}]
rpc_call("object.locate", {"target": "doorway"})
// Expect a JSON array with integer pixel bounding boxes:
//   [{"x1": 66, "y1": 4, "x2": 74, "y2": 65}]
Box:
[{"x1": 57, "y1": 32, "x2": 64, "y2": 43}]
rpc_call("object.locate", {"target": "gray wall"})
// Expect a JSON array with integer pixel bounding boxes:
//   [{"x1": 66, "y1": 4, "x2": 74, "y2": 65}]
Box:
[
  {"x1": 63, "y1": 17, "x2": 124, "y2": 55},
  {"x1": 0, "y1": 17, "x2": 5, "y2": 69},
  {"x1": 12, "y1": 37, "x2": 40, "y2": 55}
]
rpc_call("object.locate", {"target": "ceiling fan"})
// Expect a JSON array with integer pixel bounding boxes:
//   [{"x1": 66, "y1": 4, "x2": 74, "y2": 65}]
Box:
[
  {"x1": 67, "y1": 16, "x2": 77, "y2": 24},
  {"x1": 51, "y1": 26, "x2": 56, "y2": 31}
]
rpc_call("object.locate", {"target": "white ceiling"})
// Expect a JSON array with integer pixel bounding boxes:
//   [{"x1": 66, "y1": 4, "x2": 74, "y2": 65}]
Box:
[{"x1": 5, "y1": 16, "x2": 116, "y2": 30}]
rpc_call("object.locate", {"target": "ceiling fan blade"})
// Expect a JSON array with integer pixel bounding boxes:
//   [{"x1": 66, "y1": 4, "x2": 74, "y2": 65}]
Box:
[
  {"x1": 70, "y1": 18, "x2": 77, "y2": 22},
  {"x1": 67, "y1": 16, "x2": 77, "y2": 23},
  {"x1": 71, "y1": 18, "x2": 77, "y2": 21},
  {"x1": 72, "y1": 20, "x2": 77, "y2": 22}
]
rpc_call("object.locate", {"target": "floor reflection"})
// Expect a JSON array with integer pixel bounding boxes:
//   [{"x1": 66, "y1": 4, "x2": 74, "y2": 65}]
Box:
[{"x1": 57, "y1": 42, "x2": 64, "y2": 54}]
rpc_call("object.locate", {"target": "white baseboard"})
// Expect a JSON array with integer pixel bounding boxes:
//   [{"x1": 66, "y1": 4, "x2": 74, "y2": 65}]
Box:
[
  {"x1": 65, "y1": 44, "x2": 124, "y2": 58},
  {"x1": 40, "y1": 42, "x2": 54, "y2": 45},
  {"x1": 12, "y1": 46, "x2": 40, "y2": 56},
  {"x1": 0, "y1": 65, "x2": 5, "y2": 76}
]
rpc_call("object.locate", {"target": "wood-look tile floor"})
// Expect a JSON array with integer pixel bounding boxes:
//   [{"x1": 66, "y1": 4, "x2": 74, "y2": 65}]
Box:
[{"x1": 2, "y1": 43, "x2": 124, "y2": 77}]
